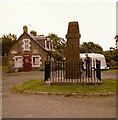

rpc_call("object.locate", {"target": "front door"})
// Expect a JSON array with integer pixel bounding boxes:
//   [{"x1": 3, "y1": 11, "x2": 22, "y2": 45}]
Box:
[{"x1": 23, "y1": 54, "x2": 31, "y2": 72}]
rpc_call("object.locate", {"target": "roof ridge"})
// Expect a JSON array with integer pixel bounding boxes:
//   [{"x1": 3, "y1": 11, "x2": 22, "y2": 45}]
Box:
[{"x1": 25, "y1": 32, "x2": 48, "y2": 52}]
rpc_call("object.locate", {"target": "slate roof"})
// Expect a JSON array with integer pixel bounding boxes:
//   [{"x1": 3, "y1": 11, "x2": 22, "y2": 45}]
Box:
[
  {"x1": 24, "y1": 32, "x2": 48, "y2": 51},
  {"x1": 27, "y1": 32, "x2": 54, "y2": 51}
]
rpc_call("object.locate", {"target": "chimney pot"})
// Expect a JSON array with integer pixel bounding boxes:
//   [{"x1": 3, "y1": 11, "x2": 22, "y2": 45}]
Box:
[{"x1": 23, "y1": 25, "x2": 28, "y2": 33}]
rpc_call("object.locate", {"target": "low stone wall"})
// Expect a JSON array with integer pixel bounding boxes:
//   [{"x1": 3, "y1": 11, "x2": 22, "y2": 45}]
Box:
[{"x1": 19, "y1": 89, "x2": 117, "y2": 96}]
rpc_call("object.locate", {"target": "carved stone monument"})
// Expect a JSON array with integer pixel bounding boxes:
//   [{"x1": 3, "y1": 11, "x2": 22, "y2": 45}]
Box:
[{"x1": 65, "y1": 22, "x2": 81, "y2": 79}]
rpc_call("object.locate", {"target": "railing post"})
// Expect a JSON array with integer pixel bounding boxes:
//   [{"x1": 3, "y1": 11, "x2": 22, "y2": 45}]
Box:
[
  {"x1": 96, "y1": 59, "x2": 101, "y2": 81},
  {"x1": 44, "y1": 62, "x2": 51, "y2": 82},
  {"x1": 93, "y1": 60, "x2": 96, "y2": 82}
]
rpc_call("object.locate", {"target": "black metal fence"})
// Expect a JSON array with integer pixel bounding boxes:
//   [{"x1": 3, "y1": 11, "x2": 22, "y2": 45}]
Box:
[{"x1": 44, "y1": 59, "x2": 101, "y2": 84}]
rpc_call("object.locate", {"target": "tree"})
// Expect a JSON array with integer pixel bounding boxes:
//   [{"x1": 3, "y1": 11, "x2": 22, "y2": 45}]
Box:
[
  {"x1": 0, "y1": 33, "x2": 17, "y2": 56},
  {"x1": 112, "y1": 49, "x2": 118, "y2": 62},
  {"x1": 48, "y1": 50, "x2": 63, "y2": 61},
  {"x1": 103, "y1": 49, "x2": 118, "y2": 69},
  {"x1": 30, "y1": 30, "x2": 37, "y2": 36},
  {"x1": 47, "y1": 33, "x2": 66, "y2": 60},
  {"x1": 80, "y1": 42, "x2": 103, "y2": 53},
  {"x1": 104, "y1": 49, "x2": 118, "y2": 62}
]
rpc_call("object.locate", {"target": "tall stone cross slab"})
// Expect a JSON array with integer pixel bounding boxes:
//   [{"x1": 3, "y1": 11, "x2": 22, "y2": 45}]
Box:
[
  {"x1": 65, "y1": 22, "x2": 81, "y2": 79},
  {"x1": 66, "y1": 21, "x2": 81, "y2": 62}
]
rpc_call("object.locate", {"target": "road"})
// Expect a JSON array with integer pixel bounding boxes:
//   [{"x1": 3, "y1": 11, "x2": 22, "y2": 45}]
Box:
[
  {"x1": 2, "y1": 70, "x2": 117, "y2": 118},
  {"x1": 101, "y1": 71, "x2": 117, "y2": 80}
]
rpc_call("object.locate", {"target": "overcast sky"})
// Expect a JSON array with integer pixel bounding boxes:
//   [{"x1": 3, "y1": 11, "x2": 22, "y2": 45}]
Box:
[{"x1": 0, "y1": 0, "x2": 116, "y2": 51}]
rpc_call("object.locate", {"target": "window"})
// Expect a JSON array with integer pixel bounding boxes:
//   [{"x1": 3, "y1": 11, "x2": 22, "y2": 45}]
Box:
[
  {"x1": 45, "y1": 40, "x2": 47, "y2": 49},
  {"x1": 50, "y1": 41, "x2": 53, "y2": 50},
  {"x1": 13, "y1": 56, "x2": 23, "y2": 67},
  {"x1": 22, "y1": 39, "x2": 31, "y2": 51},
  {"x1": 32, "y1": 55, "x2": 42, "y2": 67}
]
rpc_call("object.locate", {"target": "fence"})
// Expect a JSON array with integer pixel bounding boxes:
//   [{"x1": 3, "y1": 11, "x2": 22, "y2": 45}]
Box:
[{"x1": 45, "y1": 59, "x2": 102, "y2": 85}]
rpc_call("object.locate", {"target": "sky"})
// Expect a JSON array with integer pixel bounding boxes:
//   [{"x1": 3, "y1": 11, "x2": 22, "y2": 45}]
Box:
[{"x1": 0, "y1": 0, "x2": 117, "y2": 51}]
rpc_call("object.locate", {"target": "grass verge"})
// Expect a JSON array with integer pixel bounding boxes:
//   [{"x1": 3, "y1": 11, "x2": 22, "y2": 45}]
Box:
[
  {"x1": 0, "y1": 65, "x2": 8, "y2": 70},
  {"x1": 12, "y1": 79, "x2": 117, "y2": 94},
  {"x1": 102, "y1": 69, "x2": 118, "y2": 72}
]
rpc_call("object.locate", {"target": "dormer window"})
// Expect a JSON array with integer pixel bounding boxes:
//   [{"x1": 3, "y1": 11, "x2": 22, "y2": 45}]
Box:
[{"x1": 22, "y1": 39, "x2": 31, "y2": 51}]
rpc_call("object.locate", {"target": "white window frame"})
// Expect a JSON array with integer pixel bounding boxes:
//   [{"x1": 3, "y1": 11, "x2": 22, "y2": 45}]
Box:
[
  {"x1": 47, "y1": 38, "x2": 51, "y2": 50},
  {"x1": 32, "y1": 55, "x2": 42, "y2": 67},
  {"x1": 49, "y1": 41, "x2": 51, "y2": 50},
  {"x1": 45, "y1": 40, "x2": 48, "y2": 49},
  {"x1": 22, "y1": 39, "x2": 31, "y2": 51},
  {"x1": 50, "y1": 40, "x2": 54, "y2": 50},
  {"x1": 13, "y1": 56, "x2": 23, "y2": 68}
]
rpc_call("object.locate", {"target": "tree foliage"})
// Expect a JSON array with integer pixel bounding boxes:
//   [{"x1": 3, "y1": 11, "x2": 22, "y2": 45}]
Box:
[
  {"x1": 30, "y1": 30, "x2": 37, "y2": 36},
  {"x1": 0, "y1": 33, "x2": 17, "y2": 56},
  {"x1": 80, "y1": 42, "x2": 103, "y2": 53},
  {"x1": 47, "y1": 33, "x2": 66, "y2": 60},
  {"x1": 103, "y1": 49, "x2": 118, "y2": 63},
  {"x1": 102, "y1": 49, "x2": 118, "y2": 69},
  {"x1": 48, "y1": 50, "x2": 63, "y2": 61}
]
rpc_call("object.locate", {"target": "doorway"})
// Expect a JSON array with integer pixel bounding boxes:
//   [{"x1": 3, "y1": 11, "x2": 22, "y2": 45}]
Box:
[{"x1": 23, "y1": 54, "x2": 31, "y2": 72}]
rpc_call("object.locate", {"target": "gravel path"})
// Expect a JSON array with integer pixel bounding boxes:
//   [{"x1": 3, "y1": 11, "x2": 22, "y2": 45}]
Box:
[{"x1": 2, "y1": 70, "x2": 117, "y2": 118}]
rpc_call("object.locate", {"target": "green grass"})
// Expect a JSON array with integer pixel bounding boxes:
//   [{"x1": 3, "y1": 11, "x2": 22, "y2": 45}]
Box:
[
  {"x1": 12, "y1": 79, "x2": 117, "y2": 94},
  {"x1": 0, "y1": 65, "x2": 8, "y2": 70},
  {"x1": 102, "y1": 69, "x2": 118, "y2": 72}
]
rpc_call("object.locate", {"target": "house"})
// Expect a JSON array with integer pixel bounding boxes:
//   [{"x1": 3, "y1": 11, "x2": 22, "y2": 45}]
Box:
[{"x1": 7, "y1": 26, "x2": 54, "y2": 72}]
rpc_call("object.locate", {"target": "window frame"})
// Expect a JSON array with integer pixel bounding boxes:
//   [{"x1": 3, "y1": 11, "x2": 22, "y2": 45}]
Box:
[
  {"x1": 13, "y1": 56, "x2": 23, "y2": 68},
  {"x1": 22, "y1": 39, "x2": 31, "y2": 51},
  {"x1": 32, "y1": 55, "x2": 42, "y2": 67}
]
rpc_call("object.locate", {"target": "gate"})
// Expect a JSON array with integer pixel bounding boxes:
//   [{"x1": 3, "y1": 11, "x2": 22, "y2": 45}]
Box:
[
  {"x1": 96, "y1": 59, "x2": 101, "y2": 81},
  {"x1": 44, "y1": 62, "x2": 51, "y2": 81}
]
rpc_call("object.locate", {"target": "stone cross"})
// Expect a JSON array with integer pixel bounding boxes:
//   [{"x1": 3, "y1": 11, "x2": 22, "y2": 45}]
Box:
[
  {"x1": 65, "y1": 21, "x2": 81, "y2": 79},
  {"x1": 66, "y1": 22, "x2": 81, "y2": 61}
]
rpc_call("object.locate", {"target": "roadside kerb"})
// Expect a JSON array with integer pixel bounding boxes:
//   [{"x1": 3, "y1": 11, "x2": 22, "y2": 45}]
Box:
[{"x1": 22, "y1": 89, "x2": 117, "y2": 96}]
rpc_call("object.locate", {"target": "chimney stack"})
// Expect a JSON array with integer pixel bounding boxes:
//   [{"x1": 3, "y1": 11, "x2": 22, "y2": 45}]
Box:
[{"x1": 23, "y1": 25, "x2": 28, "y2": 33}]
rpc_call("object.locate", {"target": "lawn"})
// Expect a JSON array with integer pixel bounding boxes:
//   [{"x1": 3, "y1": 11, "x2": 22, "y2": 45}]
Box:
[
  {"x1": 102, "y1": 69, "x2": 118, "y2": 72},
  {"x1": 12, "y1": 78, "x2": 117, "y2": 94},
  {"x1": 0, "y1": 65, "x2": 8, "y2": 70}
]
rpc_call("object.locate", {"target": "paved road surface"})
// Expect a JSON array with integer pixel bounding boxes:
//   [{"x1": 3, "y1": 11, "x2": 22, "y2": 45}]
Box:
[
  {"x1": 101, "y1": 71, "x2": 117, "y2": 80},
  {"x1": 2, "y1": 71, "x2": 117, "y2": 118}
]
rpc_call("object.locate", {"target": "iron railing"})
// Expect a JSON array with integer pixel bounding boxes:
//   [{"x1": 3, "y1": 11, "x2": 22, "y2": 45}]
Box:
[{"x1": 45, "y1": 60, "x2": 101, "y2": 84}]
